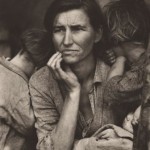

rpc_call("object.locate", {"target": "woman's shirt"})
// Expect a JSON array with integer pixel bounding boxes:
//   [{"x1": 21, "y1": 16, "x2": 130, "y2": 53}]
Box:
[{"x1": 29, "y1": 59, "x2": 139, "y2": 150}]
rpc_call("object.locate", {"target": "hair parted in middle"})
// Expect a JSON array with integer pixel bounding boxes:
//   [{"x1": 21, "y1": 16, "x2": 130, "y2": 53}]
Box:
[{"x1": 44, "y1": 0, "x2": 109, "y2": 58}]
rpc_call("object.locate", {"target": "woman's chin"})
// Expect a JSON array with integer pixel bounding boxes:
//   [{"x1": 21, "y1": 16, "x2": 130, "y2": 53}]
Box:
[{"x1": 62, "y1": 57, "x2": 79, "y2": 65}]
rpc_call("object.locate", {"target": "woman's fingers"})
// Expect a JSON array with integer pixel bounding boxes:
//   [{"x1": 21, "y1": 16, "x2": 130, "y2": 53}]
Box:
[
  {"x1": 54, "y1": 58, "x2": 75, "y2": 84},
  {"x1": 100, "y1": 134, "x2": 110, "y2": 139},
  {"x1": 96, "y1": 130, "x2": 108, "y2": 139},
  {"x1": 46, "y1": 52, "x2": 80, "y2": 90},
  {"x1": 52, "y1": 56, "x2": 63, "y2": 79},
  {"x1": 47, "y1": 52, "x2": 61, "y2": 67},
  {"x1": 47, "y1": 52, "x2": 63, "y2": 79},
  {"x1": 96, "y1": 129, "x2": 117, "y2": 140},
  {"x1": 48, "y1": 52, "x2": 62, "y2": 68}
]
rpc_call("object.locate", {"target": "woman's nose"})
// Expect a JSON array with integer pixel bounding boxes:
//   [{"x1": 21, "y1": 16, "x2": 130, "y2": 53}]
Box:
[{"x1": 63, "y1": 29, "x2": 73, "y2": 46}]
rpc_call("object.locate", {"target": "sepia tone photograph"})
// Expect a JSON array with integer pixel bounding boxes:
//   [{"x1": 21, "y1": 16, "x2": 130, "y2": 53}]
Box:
[{"x1": 0, "y1": 0, "x2": 150, "y2": 149}]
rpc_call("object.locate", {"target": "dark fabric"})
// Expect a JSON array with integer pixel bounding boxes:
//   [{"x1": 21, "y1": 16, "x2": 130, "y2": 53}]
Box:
[{"x1": 104, "y1": 53, "x2": 147, "y2": 104}]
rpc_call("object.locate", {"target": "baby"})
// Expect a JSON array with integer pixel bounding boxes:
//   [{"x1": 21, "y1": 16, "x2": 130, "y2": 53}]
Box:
[{"x1": 123, "y1": 106, "x2": 141, "y2": 133}]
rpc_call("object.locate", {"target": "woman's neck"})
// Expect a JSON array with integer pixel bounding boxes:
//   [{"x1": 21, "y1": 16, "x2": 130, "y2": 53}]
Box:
[{"x1": 70, "y1": 54, "x2": 96, "y2": 83}]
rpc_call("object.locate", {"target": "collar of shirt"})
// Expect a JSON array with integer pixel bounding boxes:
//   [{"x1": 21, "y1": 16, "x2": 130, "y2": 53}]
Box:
[
  {"x1": 0, "y1": 56, "x2": 29, "y2": 82},
  {"x1": 93, "y1": 58, "x2": 110, "y2": 84},
  {"x1": 89, "y1": 59, "x2": 110, "y2": 113},
  {"x1": 79, "y1": 59, "x2": 110, "y2": 136}
]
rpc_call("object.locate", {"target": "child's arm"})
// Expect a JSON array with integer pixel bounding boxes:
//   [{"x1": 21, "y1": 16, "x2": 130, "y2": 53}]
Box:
[
  {"x1": 104, "y1": 53, "x2": 146, "y2": 103},
  {"x1": 107, "y1": 56, "x2": 126, "y2": 81}
]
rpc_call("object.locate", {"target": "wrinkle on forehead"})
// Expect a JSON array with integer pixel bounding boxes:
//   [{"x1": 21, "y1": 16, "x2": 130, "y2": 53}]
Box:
[{"x1": 53, "y1": 9, "x2": 90, "y2": 26}]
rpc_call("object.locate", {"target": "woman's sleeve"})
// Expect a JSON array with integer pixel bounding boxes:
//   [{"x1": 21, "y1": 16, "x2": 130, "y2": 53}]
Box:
[{"x1": 29, "y1": 80, "x2": 60, "y2": 150}]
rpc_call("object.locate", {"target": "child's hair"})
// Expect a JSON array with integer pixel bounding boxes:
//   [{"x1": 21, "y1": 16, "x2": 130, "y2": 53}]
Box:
[
  {"x1": 20, "y1": 29, "x2": 53, "y2": 68},
  {"x1": 104, "y1": 0, "x2": 150, "y2": 48}
]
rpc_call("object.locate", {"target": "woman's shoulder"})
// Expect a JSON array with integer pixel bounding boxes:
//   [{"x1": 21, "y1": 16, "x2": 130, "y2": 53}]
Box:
[
  {"x1": 96, "y1": 58, "x2": 111, "y2": 79},
  {"x1": 29, "y1": 66, "x2": 64, "y2": 108},
  {"x1": 29, "y1": 66, "x2": 56, "y2": 88}
]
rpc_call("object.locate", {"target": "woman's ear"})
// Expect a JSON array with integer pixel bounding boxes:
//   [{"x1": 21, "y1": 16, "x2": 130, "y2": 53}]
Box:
[{"x1": 94, "y1": 28, "x2": 103, "y2": 43}]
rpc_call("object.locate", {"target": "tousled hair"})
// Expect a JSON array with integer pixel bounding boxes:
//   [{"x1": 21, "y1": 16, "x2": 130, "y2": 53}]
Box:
[
  {"x1": 21, "y1": 29, "x2": 52, "y2": 68},
  {"x1": 104, "y1": 0, "x2": 150, "y2": 48}
]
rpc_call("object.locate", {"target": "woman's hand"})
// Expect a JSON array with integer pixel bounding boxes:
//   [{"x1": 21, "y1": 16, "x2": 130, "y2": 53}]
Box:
[
  {"x1": 47, "y1": 52, "x2": 80, "y2": 92},
  {"x1": 93, "y1": 128, "x2": 119, "y2": 140}
]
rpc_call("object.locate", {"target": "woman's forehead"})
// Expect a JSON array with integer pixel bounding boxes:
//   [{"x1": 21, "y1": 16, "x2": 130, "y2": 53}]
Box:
[{"x1": 53, "y1": 9, "x2": 90, "y2": 26}]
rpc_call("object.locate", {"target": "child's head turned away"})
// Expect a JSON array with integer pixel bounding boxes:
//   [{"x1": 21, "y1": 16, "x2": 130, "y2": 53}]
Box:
[{"x1": 104, "y1": 0, "x2": 150, "y2": 49}]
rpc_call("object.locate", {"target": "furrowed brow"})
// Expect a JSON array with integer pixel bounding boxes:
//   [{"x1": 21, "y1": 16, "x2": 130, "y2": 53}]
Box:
[
  {"x1": 70, "y1": 25, "x2": 86, "y2": 29},
  {"x1": 53, "y1": 25, "x2": 64, "y2": 28}
]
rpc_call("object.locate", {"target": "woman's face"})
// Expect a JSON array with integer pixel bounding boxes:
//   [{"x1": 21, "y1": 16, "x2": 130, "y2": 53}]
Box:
[{"x1": 52, "y1": 8, "x2": 101, "y2": 64}]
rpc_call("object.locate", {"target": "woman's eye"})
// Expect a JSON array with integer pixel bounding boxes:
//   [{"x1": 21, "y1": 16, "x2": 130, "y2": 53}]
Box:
[
  {"x1": 71, "y1": 26, "x2": 85, "y2": 32},
  {"x1": 53, "y1": 27, "x2": 65, "y2": 33}
]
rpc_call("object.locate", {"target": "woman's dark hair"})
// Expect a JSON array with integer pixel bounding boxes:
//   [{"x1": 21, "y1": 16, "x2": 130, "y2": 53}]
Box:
[
  {"x1": 104, "y1": 0, "x2": 150, "y2": 48},
  {"x1": 44, "y1": 0, "x2": 108, "y2": 57},
  {"x1": 21, "y1": 29, "x2": 52, "y2": 68}
]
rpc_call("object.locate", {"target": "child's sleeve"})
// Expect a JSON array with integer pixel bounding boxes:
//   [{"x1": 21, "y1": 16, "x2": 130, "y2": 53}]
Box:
[{"x1": 104, "y1": 64, "x2": 144, "y2": 103}]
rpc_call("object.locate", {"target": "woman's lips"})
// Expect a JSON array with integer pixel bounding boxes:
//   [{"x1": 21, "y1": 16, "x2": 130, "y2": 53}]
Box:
[{"x1": 62, "y1": 49, "x2": 78, "y2": 54}]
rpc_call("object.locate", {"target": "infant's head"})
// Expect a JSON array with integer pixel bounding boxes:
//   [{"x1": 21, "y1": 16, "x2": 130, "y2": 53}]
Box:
[
  {"x1": 123, "y1": 112, "x2": 134, "y2": 133},
  {"x1": 123, "y1": 106, "x2": 141, "y2": 133}
]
